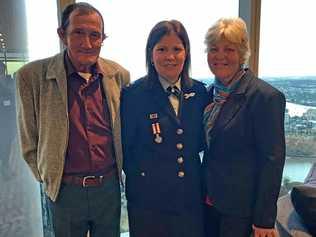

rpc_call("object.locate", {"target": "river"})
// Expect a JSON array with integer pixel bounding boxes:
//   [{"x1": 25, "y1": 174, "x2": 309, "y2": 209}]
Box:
[
  {"x1": 286, "y1": 102, "x2": 316, "y2": 117},
  {"x1": 283, "y1": 102, "x2": 316, "y2": 182},
  {"x1": 283, "y1": 157, "x2": 316, "y2": 182}
]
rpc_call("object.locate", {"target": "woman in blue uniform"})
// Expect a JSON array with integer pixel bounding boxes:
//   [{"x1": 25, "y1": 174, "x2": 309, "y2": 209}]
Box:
[{"x1": 121, "y1": 20, "x2": 207, "y2": 237}]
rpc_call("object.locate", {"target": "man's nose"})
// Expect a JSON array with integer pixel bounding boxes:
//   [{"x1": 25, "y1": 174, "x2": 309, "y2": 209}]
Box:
[{"x1": 80, "y1": 34, "x2": 93, "y2": 48}]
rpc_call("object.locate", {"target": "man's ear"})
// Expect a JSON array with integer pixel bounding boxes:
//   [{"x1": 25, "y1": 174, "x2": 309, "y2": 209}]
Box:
[{"x1": 57, "y1": 27, "x2": 67, "y2": 46}]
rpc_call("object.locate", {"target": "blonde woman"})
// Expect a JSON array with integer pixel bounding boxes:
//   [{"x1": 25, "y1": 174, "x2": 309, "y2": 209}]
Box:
[{"x1": 202, "y1": 17, "x2": 285, "y2": 237}]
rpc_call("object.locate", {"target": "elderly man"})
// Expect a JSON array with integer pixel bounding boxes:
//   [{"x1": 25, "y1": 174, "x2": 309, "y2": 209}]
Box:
[{"x1": 16, "y1": 2, "x2": 130, "y2": 237}]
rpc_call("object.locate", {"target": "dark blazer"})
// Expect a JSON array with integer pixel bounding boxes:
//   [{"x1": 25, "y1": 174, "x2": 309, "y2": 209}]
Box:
[
  {"x1": 203, "y1": 69, "x2": 286, "y2": 228},
  {"x1": 121, "y1": 75, "x2": 208, "y2": 213}
]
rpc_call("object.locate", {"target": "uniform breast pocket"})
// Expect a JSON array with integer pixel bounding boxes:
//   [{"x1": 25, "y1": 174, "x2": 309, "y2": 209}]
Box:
[{"x1": 141, "y1": 113, "x2": 172, "y2": 146}]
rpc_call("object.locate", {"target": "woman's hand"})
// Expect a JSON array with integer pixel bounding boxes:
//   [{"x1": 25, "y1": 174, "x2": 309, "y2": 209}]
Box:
[{"x1": 252, "y1": 225, "x2": 278, "y2": 237}]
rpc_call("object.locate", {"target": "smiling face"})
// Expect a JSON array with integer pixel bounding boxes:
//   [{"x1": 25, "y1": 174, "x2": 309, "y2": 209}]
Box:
[
  {"x1": 207, "y1": 39, "x2": 241, "y2": 85},
  {"x1": 58, "y1": 10, "x2": 104, "y2": 72},
  {"x1": 152, "y1": 33, "x2": 186, "y2": 84}
]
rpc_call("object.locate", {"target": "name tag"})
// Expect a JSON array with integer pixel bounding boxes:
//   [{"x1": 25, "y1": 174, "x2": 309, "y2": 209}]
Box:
[{"x1": 3, "y1": 100, "x2": 11, "y2": 106}]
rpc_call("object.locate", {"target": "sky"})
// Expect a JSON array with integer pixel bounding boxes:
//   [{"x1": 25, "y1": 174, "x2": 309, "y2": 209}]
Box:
[
  {"x1": 259, "y1": 0, "x2": 316, "y2": 77},
  {"x1": 25, "y1": 0, "x2": 316, "y2": 80}
]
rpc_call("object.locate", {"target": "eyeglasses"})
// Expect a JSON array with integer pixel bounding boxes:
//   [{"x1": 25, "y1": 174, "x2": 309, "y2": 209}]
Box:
[{"x1": 69, "y1": 29, "x2": 107, "y2": 44}]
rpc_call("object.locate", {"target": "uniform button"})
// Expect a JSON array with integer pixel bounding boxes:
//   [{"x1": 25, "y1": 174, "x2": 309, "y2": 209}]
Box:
[
  {"x1": 176, "y1": 128, "x2": 184, "y2": 135},
  {"x1": 176, "y1": 143, "x2": 183, "y2": 150},
  {"x1": 178, "y1": 171, "x2": 185, "y2": 178},
  {"x1": 177, "y1": 157, "x2": 184, "y2": 164},
  {"x1": 140, "y1": 172, "x2": 146, "y2": 176}
]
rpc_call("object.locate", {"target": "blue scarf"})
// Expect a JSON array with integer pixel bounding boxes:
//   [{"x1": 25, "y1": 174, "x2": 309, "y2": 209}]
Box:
[{"x1": 203, "y1": 69, "x2": 246, "y2": 148}]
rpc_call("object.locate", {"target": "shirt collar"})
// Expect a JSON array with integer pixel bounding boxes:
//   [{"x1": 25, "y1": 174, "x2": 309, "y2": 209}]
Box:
[
  {"x1": 158, "y1": 76, "x2": 181, "y2": 92},
  {"x1": 64, "y1": 51, "x2": 103, "y2": 78}
]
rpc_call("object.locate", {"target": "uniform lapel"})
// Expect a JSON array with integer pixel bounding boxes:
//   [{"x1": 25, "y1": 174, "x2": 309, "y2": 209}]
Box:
[
  {"x1": 179, "y1": 82, "x2": 195, "y2": 121},
  {"x1": 148, "y1": 77, "x2": 181, "y2": 126}
]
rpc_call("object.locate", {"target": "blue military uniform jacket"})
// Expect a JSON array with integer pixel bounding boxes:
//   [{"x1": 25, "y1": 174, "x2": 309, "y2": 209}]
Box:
[{"x1": 121, "y1": 75, "x2": 208, "y2": 213}]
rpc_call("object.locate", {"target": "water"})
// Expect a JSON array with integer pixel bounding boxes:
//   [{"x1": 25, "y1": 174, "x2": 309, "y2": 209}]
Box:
[
  {"x1": 283, "y1": 158, "x2": 316, "y2": 182},
  {"x1": 283, "y1": 102, "x2": 316, "y2": 182},
  {"x1": 286, "y1": 102, "x2": 316, "y2": 117}
]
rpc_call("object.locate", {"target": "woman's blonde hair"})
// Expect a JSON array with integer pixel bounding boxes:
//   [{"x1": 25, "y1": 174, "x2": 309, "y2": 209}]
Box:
[{"x1": 204, "y1": 17, "x2": 250, "y2": 65}]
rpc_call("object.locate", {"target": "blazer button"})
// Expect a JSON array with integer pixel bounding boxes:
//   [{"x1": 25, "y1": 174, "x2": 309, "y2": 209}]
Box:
[
  {"x1": 178, "y1": 171, "x2": 185, "y2": 178},
  {"x1": 140, "y1": 172, "x2": 146, "y2": 177},
  {"x1": 177, "y1": 157, "x2": 184, "y2": 164},
  {"x1": 176, "y1": 143, "x2": 183, "y2": 150},
  {"x1": 176, "y1": 128, "x2": 184, "y2": 135}
]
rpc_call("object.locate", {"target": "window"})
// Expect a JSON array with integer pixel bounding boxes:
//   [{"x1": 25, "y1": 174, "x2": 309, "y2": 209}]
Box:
[
  {"x1": 0, "y1": 0, "x2": 58, "y2": 236},
  {"x1": 81, "y1": 0, "x2": 238, "y2": 81},
  {"x1": 259, "y1": 1, "x2": 316, "y2": 190},
  {"x1": 25, "y1": 0, "x2": 59, "y2": 61},
  {"x1": 1, "y1": 1, "x2": 241, "y2": 236}
]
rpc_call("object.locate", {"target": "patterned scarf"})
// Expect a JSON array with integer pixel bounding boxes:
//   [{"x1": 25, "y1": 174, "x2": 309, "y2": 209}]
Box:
[{"x1": 203, "y1": 69, "x2": 246, "y2": 148}]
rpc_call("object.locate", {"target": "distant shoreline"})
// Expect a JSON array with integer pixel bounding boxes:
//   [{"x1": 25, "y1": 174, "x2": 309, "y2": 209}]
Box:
[
  {"x1": 286, "y1": 102, "x2": 316, "y2": 116},
  {"x1": 286, "y1": 101, "x2": 316, "y2": 108},
  {"x1": 286, "y1": 156, "x2": 316, "y2": 162},
  {"x1": 287, "y1": 101, "x2": 316, "y2": 107}
]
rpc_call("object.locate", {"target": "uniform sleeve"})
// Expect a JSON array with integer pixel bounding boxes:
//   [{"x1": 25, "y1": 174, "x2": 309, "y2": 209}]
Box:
[
  {"x1": 252, "y1": 90, "x2": 286, "y2": 228},
  {"x1": 16, "y1": 70, "x2": 42, "y2": 181}
]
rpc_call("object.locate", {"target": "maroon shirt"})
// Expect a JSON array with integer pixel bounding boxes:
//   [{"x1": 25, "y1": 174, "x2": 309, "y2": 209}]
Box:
[{"x1": 63, "y1": 54, "x2": 115, "y2": 176}]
